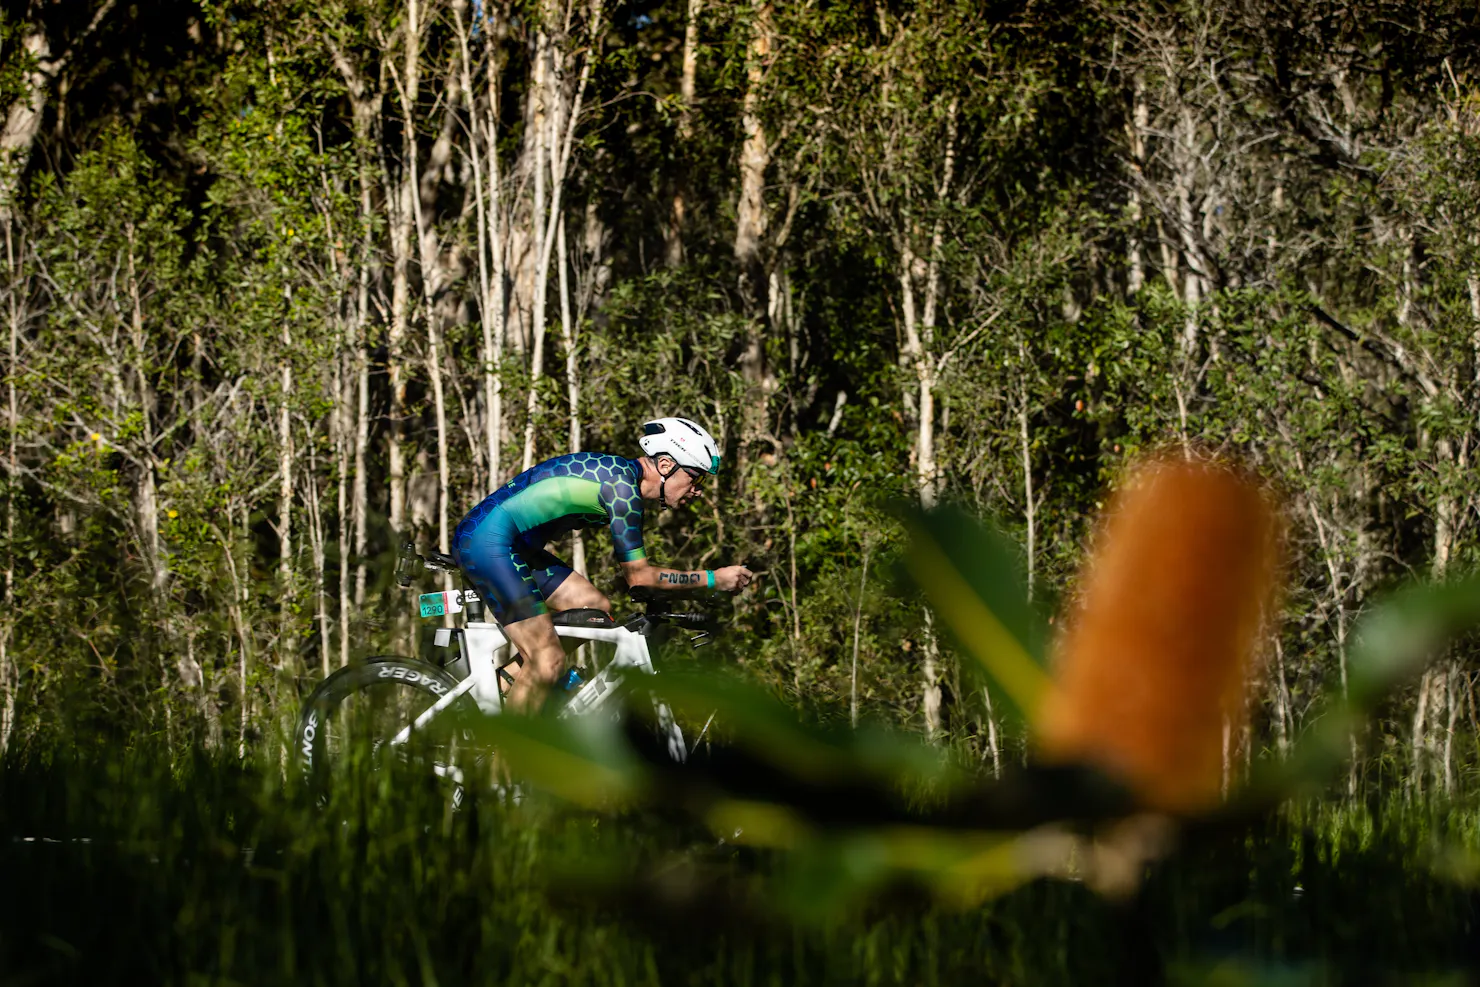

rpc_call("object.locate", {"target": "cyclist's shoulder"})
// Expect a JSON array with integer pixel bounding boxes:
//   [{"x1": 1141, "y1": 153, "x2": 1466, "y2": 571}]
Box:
[{"x1": 533, "y1": 451, "x2": 640, "y2": 484}]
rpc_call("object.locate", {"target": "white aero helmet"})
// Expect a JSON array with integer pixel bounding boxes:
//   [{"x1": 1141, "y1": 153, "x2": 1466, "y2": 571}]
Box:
[{"x1": 639, "y1": 417, "x2": 722, "y2": 474}]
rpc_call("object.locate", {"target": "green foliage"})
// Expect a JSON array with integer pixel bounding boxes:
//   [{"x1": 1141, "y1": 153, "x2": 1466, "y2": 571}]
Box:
[
  {"x1": 3, "y1": 746, "x2": 1477, "y2": 984},
  {"x1": 7, "y1": 0, "x2": 1480, "y2": 812}
]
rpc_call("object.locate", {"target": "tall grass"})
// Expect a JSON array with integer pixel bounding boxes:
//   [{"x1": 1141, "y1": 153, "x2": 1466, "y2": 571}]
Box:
[{"x1": 2, "y1": 746, "x2": 1479, "y2": 985}]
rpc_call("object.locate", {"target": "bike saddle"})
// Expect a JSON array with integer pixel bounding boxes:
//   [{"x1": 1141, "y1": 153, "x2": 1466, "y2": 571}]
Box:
[{"x1": 550, "y1": 608, "x2": 615, "y2": 627}]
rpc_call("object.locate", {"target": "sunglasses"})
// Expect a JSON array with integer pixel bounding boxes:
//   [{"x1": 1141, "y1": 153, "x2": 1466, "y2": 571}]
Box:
[{"x1": 679, "y1": 466, "x2": 707, "y2": 485}]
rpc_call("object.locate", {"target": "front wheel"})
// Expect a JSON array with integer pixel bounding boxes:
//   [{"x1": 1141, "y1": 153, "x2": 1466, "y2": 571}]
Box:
[{"x1": 295, "y1": 657, "x2": 481, "y2": 804}]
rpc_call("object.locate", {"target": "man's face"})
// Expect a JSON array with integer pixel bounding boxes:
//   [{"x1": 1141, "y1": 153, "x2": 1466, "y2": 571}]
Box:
[{"x1": 660, "y1": 456, "x2": 707, "y2": 508}]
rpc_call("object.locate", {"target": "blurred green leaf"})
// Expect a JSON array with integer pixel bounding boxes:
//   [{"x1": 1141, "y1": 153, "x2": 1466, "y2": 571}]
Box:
[
  {"x1": 471, "y1": 713, "x2": 646, "y2": 807},
  {"x1": 1246, "y1": 575, "x2": 1480, "y2": 804},
  {"x1": 900, "y1": 505, "x2": 1050, "y2": 725},
  {"x1": 1345, "y1": 575, "x2": 1480, "y2": 706},
  {"x1": 770, "y1": 822, "x2": 1078, "y2": 920},
  {"x1": 649, "y1": 667, "x2": 967, "y2": 793}
]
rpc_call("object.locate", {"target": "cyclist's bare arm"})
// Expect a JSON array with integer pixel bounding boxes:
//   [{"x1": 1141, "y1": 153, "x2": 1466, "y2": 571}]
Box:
[{"x1": 621, "y1": 559, "x2": 753, "y2": 592}]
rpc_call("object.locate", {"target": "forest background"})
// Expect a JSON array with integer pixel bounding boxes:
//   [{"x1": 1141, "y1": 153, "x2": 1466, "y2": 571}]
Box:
[{"x1": 3, "y1": 0, "x2": 1480, "y2": 801}]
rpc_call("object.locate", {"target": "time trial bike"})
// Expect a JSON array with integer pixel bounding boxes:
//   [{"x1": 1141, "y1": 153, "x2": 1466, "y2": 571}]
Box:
[{"x1": 294, "y1": 543, "x2": 720, "y2": 803}]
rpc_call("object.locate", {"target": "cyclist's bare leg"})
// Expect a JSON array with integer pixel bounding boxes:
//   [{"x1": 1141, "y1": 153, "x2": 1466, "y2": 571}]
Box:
[
  {"x1": 502, "y1": 613, "x2": 565, "y2": 713},
  {"x1": 544, "y1": 572, "x2": 611, "y2": 614}
]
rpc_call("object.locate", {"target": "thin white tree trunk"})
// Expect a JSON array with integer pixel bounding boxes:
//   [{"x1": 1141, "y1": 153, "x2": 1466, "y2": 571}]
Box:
[
  {"x1": 557, "y1": 213, "x2": 586, "y2": 581},
  {"x1": 337, "y1": 351, "x2": 351, "y2": 666},
  {"x1": 126, "y1": 222, "x2": 177, "y2": 739},
  {"x1": 482, "y1": 6, "x2": 508, "y2": 485},
  {"x1": 454, "y1": 0, "x2": 498, "y2": 490},
  {"x1": 983, "y1": 687, "x2": 1001, "y2": 778},
  {"x1": 1419, "y1": 458, "x2": 1457, "y2": 794},
  {"x1": 352, "y1": 317, "x2": 370, "y2": 608},
  {"x1": 1174, "y1": 107, "x2": 1204, "y2": 358},
  {"x1": 850, "y1": 538, "x2": 872, "y2": 729},
  {"x1": 1272, "y1": 634, "x2": 1291, "y2": 756},
  {"x1": 124, "y1": 227, "x2": 164, "y2": 599},
  {"x1": 387, "y1": 0, "x2": 425, "y2": 539},
  {"x1": 734, "y1": 0, "x2": 773, "y2": 453},
  {"x1": 1126, "y1": 73, "x2": 1147, "y2": 296},
  {"x1": 327, "y1": 39, "x2": 377, "y2": 613},
  {"x1": 666, "y1": 0, "x2": 702, "y2": 266},
  {"x1": 1018, "y1": 362, "x2": 1035, "y2": 601},
  {"x1": 900, "y1": 101, "x2": 958, "y2": 741},
  {"x1": 221, "y1": 506, "x2": 251, "y2": 758},
  {"x1": 305, "y1": 433, "x2": 330, "y2": 676},
  {"x1": 898, "y1": 242, "x2": 939, "y2": 738},
  {"x1": 1444, "y1": 665, "x2": 1459, "y2": 794},
  {"x1": 1, "y1": 223, "x2": 17, "y2": 750},
  {"x1": 278, "y1": 315, "x2": 294, "y2": 667},
  {"x1": 404, "y1": 24, "x2": 455, "y2": 588},
  {"x1": 523, "y1": 4, "x2": 599, "y2": 471},
  {"x1": 521, "y1": 24, "x2": 553, "y2": 472}
]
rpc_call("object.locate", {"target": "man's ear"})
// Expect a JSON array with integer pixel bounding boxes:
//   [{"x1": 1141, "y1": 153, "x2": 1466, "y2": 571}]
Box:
[{"x1": 654, "y1": 454, "x2": 676, "y2": 475}]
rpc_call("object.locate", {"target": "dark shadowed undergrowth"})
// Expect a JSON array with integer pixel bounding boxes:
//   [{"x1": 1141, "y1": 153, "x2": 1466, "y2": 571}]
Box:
[{"x1": 2, "y1": 748, "x2": 1479, "y2": 986}]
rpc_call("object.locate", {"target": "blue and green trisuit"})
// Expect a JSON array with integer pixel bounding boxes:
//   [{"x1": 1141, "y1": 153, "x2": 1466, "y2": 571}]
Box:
[{"x1": 453, "y1": 452, "x2": 646, "y2": 623}]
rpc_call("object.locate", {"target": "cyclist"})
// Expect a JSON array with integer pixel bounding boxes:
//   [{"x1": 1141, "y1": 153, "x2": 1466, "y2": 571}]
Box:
[{"x1": 453, "y1": 417, "x2": 754, "y2": 712}]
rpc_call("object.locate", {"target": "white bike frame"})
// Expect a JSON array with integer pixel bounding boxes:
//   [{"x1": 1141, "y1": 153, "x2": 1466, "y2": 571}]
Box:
[{"x1": 388, "y1": 602, "x2": 660, "y2": 747}]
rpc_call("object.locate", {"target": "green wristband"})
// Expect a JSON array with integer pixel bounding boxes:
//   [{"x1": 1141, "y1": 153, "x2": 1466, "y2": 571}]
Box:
[{"x1": 706, "y1": 570, "x2": 715, "y2": 589}]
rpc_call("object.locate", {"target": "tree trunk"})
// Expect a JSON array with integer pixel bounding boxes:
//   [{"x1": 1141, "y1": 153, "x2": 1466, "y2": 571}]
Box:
[
  {"x1": 305, "y1": 433, "x2": 330, "y2": 676},
  {"x1": 352, "y1": 312, "x2": 371, "y2": 610},
  {"x1": 278, "y1": 316, "x2": 294, "y2": 668},
  {"x1": 1125, "y1": 72, "x2": 1147, "y2": 296},
  {"x1": 217, "y1": 510, "x2": 252, "y2": 758},
  {"x1": 557, "y1": 213, "x2": 586, "y2": 583},
  {"x1": 666, "y1": 0, "x2": 702, "y2": 267},
  {"x1": 734, "y1": 0, "x2": 773, "y2": 452},
  {"x1": 0, "y1": 23, "x2": 51, "y2": 225},
  {"x1": 337, "y1": 347, "x2": 351, "y2": 667},
  {"x1": 899, "y1": 96, "x2": 959, "y2": 742},
  {"x1": 1173, "y1": 106, "x2": 1204, "y2": 358},
  {"x1": 850, "y1": 537, "x2": 872, "y2": 729},
  {"x1": 522, "y1": 3, "x2": 598, "y2": 472},
  {"x1": 482, "y1": 5, "x2": 508, "y2": 486},
  {"x1": 125, "y1": 226, "x2": 164, "y2": 600},
  {"x1": 404, "y1": 15, "x2": 456, "y2": 591},
  {"x1": 1417, "y1": 446, "x2": 1458, "y2": 794},
  {"x1": 1272, "y1": 634, "x2": 1291, "y2": 756},
  {"x1": 454, "y1": 0, "x2": 499, "y2": 491},
  {"x1": 1019, "y1": 371, "x2": 1036, "y2": 601},
  {"x1": 983, "y1": 687, "x2": 1001, "y2": 778},
  {"x1": 1, "y1": 223, "x2": 17, "y2": 751},
  {"x1": 386, "y1": 0, "x2": 425, "y2": 540},
  {"x1": 326, "y1": 36, "x2": 378, "y2": 615},
  {"x1": 521, "y1": 21, "x2": 554, "y2": 472}
]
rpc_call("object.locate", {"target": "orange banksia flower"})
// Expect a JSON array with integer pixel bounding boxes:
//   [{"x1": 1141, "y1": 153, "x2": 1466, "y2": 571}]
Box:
[{"x1": 1036, "y1": 455, "x2": 1280, "y2": 813}]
